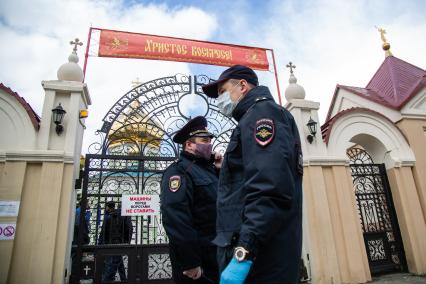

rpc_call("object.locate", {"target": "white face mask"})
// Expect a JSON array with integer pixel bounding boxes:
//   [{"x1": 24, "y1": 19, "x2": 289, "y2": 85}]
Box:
[{"x1": 217, "y1": 82, "x2": 242, "y2": 117}]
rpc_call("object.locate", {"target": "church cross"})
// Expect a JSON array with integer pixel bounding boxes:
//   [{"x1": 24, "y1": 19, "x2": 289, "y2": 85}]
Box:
[
  {"x1": 83, "y1": 265, "x2": 91, "y2": 276},
  {"x1": 70, "y1": 38, "x2": 83, "y2": 52},
  {"x1": 286, "y1": 62, "x2": 296, "y2": 74},
  {"x1": 375, "y1": 26, "x2": 388, "y2": 43},
  {"x1": 132, "y1": 77, "x2": 142, "y2": 87}
]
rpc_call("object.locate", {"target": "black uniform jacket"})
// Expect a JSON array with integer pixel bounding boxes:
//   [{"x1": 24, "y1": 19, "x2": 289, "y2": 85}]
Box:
[
  {"x1": 161, "y1": 151, "x2": 219, "y2": 283},
  {"x1": 214, "y1": 86, "x2": 303, "y2": 283}
]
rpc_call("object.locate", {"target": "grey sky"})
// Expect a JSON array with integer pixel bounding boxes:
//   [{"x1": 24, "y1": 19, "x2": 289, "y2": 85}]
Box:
[{"x1": 1, "y1": 0, "x2": 425, "y2": 152}]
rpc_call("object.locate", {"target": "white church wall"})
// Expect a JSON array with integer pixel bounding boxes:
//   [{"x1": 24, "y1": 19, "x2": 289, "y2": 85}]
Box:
[
  {"x1": 350, "y1": 133, "x2": 389, "y2": 164},
  {"x1": 330, "y1": 89, "x2": 402, "y2": 123},
  {"x1": 327, "y1": 111, "x2": 415, "y2": 168},
  {"x1": 400, "y1": 86, "x2": 426, "y2": 118},
  {"x1": 0, "y1": 90, "x2": 37, "y2": 152},
  {"x1": 321, "y1": 106, "x2": 426, "y2": 276}
]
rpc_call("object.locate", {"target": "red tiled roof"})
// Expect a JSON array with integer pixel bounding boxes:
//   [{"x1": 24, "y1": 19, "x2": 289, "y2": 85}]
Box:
[
  {"x1": 321, "y1": 107, "x2": 409, "y2": 145},
  {"x1": 366, "y1": 56, "x2": 426, "y2": 107},
  {"x1": 0, "y1": 83, "x2": 40, "y2": 130},
  {"x1": 326, "y1": 56, "x2": 426, "y2": 121}
]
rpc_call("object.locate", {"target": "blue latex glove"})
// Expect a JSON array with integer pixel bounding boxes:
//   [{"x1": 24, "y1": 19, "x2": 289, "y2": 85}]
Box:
[{"x1": 220, "y1": 257, "x2": 253, "y2": 284}]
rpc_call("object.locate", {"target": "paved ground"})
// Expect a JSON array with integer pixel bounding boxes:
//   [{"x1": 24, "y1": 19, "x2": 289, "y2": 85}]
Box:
[{"x1": 370, "y1": 273, "x2": 426, "y2": 283}]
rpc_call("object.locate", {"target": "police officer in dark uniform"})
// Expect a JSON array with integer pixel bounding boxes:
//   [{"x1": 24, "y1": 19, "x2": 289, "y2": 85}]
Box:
[
  {"x1": 202, "y1": 65, "x2": 303, "y2": 284},
  {"x1": 161, "y1": 116, "x2": 222, "y2": 284}
]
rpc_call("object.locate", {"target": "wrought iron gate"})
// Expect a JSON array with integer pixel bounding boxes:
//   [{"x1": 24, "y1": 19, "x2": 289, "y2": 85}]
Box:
[
  {"x1": 347, "y1": 148, "x2": 406, "y2": 275},
  {"x1": 71, "y1": 74, "x2": 236, "y2": 283}
]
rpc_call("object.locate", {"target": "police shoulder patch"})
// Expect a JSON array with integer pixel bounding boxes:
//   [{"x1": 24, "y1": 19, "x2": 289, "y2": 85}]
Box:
[
  {"x1": 169, "y1": 175, "x2": 181, "y2": 192},
  {"x1": 255, "y1": 118, "x2": 275, "y2": 147}
]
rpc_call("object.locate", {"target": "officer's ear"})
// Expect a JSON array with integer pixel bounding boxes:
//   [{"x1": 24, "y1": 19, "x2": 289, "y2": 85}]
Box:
[
  {"x1": 183, "y1": 140, "x2": 189, "y2": 151},
  {"x1": 240, "y1": 79, "x2": 252, "y2": 95},
  {"x1": 183, "y1": 138, "x2": 195, "y2": 151}
]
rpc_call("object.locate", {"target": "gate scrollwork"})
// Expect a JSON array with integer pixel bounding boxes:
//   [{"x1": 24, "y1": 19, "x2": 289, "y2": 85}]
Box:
[
  {"x1": 74, "y1": 75, "x2": 236, "y2": 283},
  {"x1": 347, "y1": 147, "x2": 406, "y2": 274}
]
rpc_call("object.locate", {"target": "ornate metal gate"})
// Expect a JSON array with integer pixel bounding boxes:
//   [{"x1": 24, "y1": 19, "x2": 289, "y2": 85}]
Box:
[
  {"x1": 71, "y1": 74, "x2": 236, "y2": 283},
  {"x1": 347, "y1": 147, "x2": 406, "y2": 275}
]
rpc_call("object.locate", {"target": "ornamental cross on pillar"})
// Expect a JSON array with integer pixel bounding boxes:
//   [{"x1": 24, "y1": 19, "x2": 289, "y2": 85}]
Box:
[
  {"x1": 286, "y1": 62, "x2": 296, "y2": 74},
  {"x1": 70, "y1": 38, "x2": 83, "y2": 52},
  {"x1": 132, "y1": 77, "x2": 142, "y2": 88}
]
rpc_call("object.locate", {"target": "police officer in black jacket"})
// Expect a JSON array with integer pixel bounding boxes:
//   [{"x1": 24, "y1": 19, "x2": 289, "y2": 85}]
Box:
[
  {"x1": 161, "y1": 116, "x2": 222, "y2": 284},
  {"x1": 202, "y1": 65, "x2": 303, "y2": 284}
]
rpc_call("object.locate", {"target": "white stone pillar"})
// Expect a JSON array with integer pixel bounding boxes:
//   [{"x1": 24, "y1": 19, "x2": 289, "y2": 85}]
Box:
[
  {"x1": 38, "y1": 81, "x2": 91, "y2": 177},
  {"x1": 7, "y1": 45, "x2": 91, "y2": 284},
  {"x1": 283, "y1": 66, "x2": 370, "y2": 283}
]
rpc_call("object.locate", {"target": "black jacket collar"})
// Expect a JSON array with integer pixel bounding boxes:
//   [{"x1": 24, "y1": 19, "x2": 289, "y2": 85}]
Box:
[
  {"x1": 232, "y1": 86, "x2": 274, "y2": 121},
  {"x1": 180, "y1": 151, "x2": 212, "y2": 166}
]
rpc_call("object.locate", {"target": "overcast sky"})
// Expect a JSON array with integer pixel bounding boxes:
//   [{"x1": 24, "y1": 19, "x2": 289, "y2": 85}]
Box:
[{"x1": 1, "y1": 0, "x2": 425, "y2": 153}]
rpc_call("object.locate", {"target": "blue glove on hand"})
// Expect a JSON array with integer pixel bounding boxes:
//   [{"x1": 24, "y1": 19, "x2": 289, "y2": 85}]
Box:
[{"x1": 220, "y1": 257, "x2": 253, "y2": 284}]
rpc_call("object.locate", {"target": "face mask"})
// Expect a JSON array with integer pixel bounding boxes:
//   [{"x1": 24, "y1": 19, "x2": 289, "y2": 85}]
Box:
[
  {"x1": 217, "y1": 82, "x2": 243, "y2": 117},
  {"x1": 194, "y1": 143, "x2": 213, "y2": 160}
]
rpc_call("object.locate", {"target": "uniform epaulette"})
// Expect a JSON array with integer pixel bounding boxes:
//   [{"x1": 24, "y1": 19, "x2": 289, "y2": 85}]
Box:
[
  {"x1": 163, "y1": 158, "x2": 181, "y2": 174},
  {"x1": 255, "y1": 96, "x2": 269, "y2": 103},
  {"x1": 173, "y1": 157, "x2": 194, "y2": 173},
  {"x1": 244, "y1": 96, "x2": 270, "y2": 117}
]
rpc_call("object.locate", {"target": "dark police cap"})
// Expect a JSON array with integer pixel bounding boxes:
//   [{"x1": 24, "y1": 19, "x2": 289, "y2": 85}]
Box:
[
  {"x1": 202, "y1": 65, "x2": 259, "y2": 98},
  {"x1": 173, "y1": 116, "x2": 215, "y2": 144}
]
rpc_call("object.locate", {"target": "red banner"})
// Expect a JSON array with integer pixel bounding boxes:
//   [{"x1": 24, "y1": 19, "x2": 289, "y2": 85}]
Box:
[{"x1": 98, "y1": 29, "x2": 269, "y2": 70}]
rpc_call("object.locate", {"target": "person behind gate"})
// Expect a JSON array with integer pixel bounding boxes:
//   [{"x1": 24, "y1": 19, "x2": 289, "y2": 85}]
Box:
[
  {"x1": 99, "y1": 201, "x2": 133, "y2": 282},
  {"x1": 161, "y1": 116, "x2": 222, "y2": 283},
  {"x1": 202, "y1": 65, "x2": 304, "y2": 284}
]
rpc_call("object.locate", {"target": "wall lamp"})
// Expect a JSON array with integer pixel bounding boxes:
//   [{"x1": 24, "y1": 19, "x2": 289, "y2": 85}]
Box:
[
  {"x1": 52, "y1": 103, "x2": 66, "y2": 135},
  {"x1": 306, "y1": 117, "x2": 317, "y2": 144}
]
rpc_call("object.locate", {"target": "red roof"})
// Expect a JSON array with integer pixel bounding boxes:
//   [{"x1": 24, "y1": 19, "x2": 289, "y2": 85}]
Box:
[
  {"x1": 321, "y1": 107, "x2": 409, "y2": 145},
  {"x1": 326, "y1": 56, "x2": 426, "y2": 121},
  {"x1": 0, "y1": 83, "x2": 40, "y2": 130}
]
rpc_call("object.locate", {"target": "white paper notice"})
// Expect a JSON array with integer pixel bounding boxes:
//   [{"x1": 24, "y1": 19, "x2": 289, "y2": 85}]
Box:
[
  {"x1": 0, "y1": 201, "x2": 20, "y2": 217},
  {"x1": 121, "y1": 195, "x2": 160, "y2": 216}
]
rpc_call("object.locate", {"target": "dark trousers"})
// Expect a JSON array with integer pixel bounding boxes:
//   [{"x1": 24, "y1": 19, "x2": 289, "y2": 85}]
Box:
[
  {"x1": 217, "y1": 246, "x2": 233, "y2": 273},
  {"x1": 102, "y1": 255, "x2": 127, "y2": 282}
]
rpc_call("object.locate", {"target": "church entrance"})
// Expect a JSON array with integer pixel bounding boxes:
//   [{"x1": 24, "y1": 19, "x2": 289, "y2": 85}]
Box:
[
  {"x1": 71, "y1": 74, "x2": 235, "y2": 283},
  {"x1": 347, "y1": 147, "x2": 407, "y2": 275}
]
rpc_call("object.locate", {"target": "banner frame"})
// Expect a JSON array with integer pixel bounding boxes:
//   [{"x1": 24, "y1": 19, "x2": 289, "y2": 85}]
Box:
[{"x1": 83, "y1": 27, "x2": 283, "y2": 105}]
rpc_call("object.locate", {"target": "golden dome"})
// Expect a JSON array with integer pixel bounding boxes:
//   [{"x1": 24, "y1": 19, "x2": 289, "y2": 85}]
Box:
[{"x1": 107, "y1": 100, "x2": 163, "y2": 152}]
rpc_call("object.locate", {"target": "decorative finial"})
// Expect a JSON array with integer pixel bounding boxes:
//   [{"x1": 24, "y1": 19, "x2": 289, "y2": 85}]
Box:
[
  {"x1": 375, "y1": 26, "x2": 393, "y2": 57},
  {"x1": 131, "y1": 77, "x2": 142, "y2": 88},
  {"x1": 286, "y1": 62, "x2": 296, "y2": 74},
  {"x1": 57, "y1": 38, "x2": 84, "y2": 81},
  {"x1": 70, "y1": 38, "x2": 83, "y2": 53},
  {"x1": 284, "y1": 61, "x2": 305, "y2": 101}
]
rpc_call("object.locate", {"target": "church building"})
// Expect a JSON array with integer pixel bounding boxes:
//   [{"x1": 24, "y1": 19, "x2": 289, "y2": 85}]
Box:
[{"x1": 0, "y1": 31, "x2": 425, "y2": 283}]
